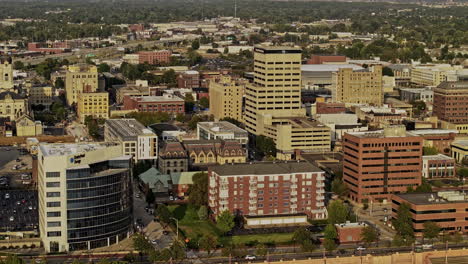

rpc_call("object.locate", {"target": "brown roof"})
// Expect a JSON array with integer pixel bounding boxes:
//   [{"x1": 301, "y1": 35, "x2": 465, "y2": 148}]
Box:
[{"x1": 210, "y1": 161, "x2": 323, "y2": 176}]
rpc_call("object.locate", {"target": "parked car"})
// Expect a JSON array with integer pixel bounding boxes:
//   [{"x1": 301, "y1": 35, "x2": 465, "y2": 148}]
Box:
[
  {"x1": 245, "y1": 255, "x2": 256, "y2": 260},
  {"x1": 356, "y1": 246, "x2": 366, "y2": 251}
]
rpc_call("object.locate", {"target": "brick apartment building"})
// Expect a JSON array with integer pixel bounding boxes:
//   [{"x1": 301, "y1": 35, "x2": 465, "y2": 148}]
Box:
[
  {"x1": 409, "y1": 129, "x2": 458, "y2": 155},
  {"x1": 433, "y1": 81, "x2": 468, "y2": 124},
  {"x1": 343, "y1": 126, "x2": 423, "y2": 203},
  {"x1": 392, "y1": 191, "x2": 468, "y2": 235},
  {"x1": 422, "y1": 154, "x2": 456, "y2": 179},
  {"x1": 138, "y1": 50, "x2": 172, "y2": 64},
  {"x1": 123, "y1": 94, "x2": 184, "y2": 115},
  {"x1": 316, "y1": 102, "x2": 346, "y2": 114},
  {"x1": 177, "y1": 70, "x2": 200, "y2": 89},
  {"x1": 208, "y1": 161, "x2": 327, "y2": 220},
  {"x1": 307, "y1": 55, "x2": 347, "y2": 65}
]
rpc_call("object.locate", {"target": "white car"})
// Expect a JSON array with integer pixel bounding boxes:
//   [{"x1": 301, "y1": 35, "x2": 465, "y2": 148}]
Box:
[
  {"x1": 9, "y1": 216, "x2": 14, "y2": 221},
  {"x1": 151, "y1": 239, "x2": 158, "y2": 245},
  {"x1": 4, "y1": 193, "x2": 10, "y2": 199},
  {"x1": 356, "y1": 246, "x2": 366, "y2": 251},
  {"x1": 245, "y1": 255, "x2": 256, "y2": 260}
]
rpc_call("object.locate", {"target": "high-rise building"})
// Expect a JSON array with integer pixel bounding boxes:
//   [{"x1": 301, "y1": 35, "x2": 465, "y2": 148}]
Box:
[
  {"x1": 104, "y1": 118, "x2": 158, "y2": 162},
  {"x1": 244, "y1": 46, "x2": 330, "y2": 160},
  {"x1": 209, "y1": 75, "x2": 245, "y2": 122},
  {"x1": 0, "y1": 57, "x2": 13, "y2": 91},
  {"x1": 65, "y1": 64, "x2": 98, "y2": 106},
  {"x1": 38, "y1": 142, "x2": 133, "y2": 252},
  {"x1": 343, "y1": 126, "x2": 423, "y2": 203},
  {"x1": 433, "y1": 81, "x2": 468, "y2": 125},
  {"x1": 332, "y1": 65, "x2": 383, "y2": 106},
  {"x1": 208, "y1": 161, "x2": 327, "y2": 221},
  {"x1": 77, "y1": 92, "x2": 109, "y2": 123}
]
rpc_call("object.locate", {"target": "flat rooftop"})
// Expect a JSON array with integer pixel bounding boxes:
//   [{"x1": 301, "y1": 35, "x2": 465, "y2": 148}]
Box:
[
  {"x1": 335, "y1": 222, "x2": 368, "y2": 229},
  {"x1": 346, "y1": 129, "x2": 416, "y2": 138},
  {"x1": 134, "y1": 95, "x2": 184, "y2": 102},
  {"x1": 452, "y1": 140, "x2": 468, "y2": 148},
  {"x1": 105, "y1": 118, "x2": 155, "y2": 140},
  {"x1": 395, "y1": 191, "x2": 468, "y2": 205},
  {"x1": 301, "y1": 64, "x2": 363, "y2": 72},
  {"x1": 422, "y1": 154, "x2": 454, "y2": 161},
  {"x1": 273, "y1": 116, "x2": 328, "y2": 129},
  {"x1": 408, "y1": 129, "x2": 458, "y2": 136},
  {"x1": 40, "y1": 142, "x2": 119, "y2": 157},
  {"x1": 211, "y1": 161, "x2": 323, "y2": 176},
  {"x1": 198, "y1": 121, "x2": 248, "y2": 135}
]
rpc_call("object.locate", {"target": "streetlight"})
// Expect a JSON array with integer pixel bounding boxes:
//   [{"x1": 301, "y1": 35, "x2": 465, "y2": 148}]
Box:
[{"x1": 170, "y1": 217, "x2": 179, "y2": 240}]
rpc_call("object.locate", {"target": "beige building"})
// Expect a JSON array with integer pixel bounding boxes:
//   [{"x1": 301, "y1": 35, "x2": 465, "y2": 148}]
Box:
[
  {"x1": 37, "y1": 142, "x2": 133, "y2": 252},
  {"x1": 29, "y1": 86, "x2": 54, "y2": 107},
  {"x1": 16, "y1": 115, "x2": 42, "y2": 136},
  {"x1": 77, "y1": 92, "x2": 109, "y2": 123},
  {"x1": 332, "y1": 65, "x2": 383, "y2": 106},
  {"x1": 244, "y1": 46, "x2": 330, "y2": 160},
  {"x1": 0, "y1": 58, "x2": 14, "y2": 91},
  {"x1": 209, "y1": 75, "x2": 245, "y2": 122},
  {"x1": 0, "y1": 91, "x2": 28, "y2": 121},
  {"x1": 65, "y1": 64, "x2": 98, "y2": 106},
  {"x1": 411, "y1": 64, "x2": 465, "y2": 87},
  {"x1": 451, "y1": 140, "x2": 468, "y2": 163}
]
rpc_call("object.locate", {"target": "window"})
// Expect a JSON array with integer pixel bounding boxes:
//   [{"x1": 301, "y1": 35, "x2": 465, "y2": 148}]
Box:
[
  {"x1": 47, "y1": 212, "x2": 61, "y2": 217},
  {"x1": 47, "y1": 202, "x2": 61, "y2": 207},
  {"x1": 46, "y1": 172, "x2": 60, "y2": 178},
  {"x1": 46, "y1": 182, "x2": 60, "y2": 188},
  {"x1": 47, "y1": 192, "x2": 61, "y2": 198},
  {"x1": 47, "y1": 221, "x2": 61, "y2": 227},
  {"x1": 47, "y1": 231, "x2": 61, "y2": 237}
]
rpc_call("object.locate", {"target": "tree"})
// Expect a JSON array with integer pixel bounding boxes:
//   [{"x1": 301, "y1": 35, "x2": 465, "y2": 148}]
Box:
[
  {"x1": 324, "y1": 224, "x2": 337, "y2": 240},
  {"x1": 382, "y1": 66, "x2": 394, "y2": 76},
  {"x1": 323, "y1": 238, "x2": 337, "y2": 252},
  {"x1": 84, "y1": 116, "x2": 101, "y2": 139},
  {"x1": 97, "y1": 63, "x2": 111, "y2": 73},
  {"x1": 327, "y1": 200, "x2": 349, "y2": 224},
  {"x1": 54, "y1": 78, "x2": 65, "y2": 88},
  {"x1": 13, "y1": 61, "x2": 24, "y2": 70},
  {"x1": 161, "y1": 69, "x2": 177, "y2": 86},
  {"x1": 197, "y1": 205, "x2": 208, "y2": 220},
  {"x1": 199, "y1": 234, "x2": 217, "y2": 256},
  {"x1": 155, "y1": 204, "x2": 171, "y2": 225},
  {"x1": 451, "y1": 232, "x2": 463, "y2": 243},
  {"x1": 415, "y1": 178, "x2": 432, "y2": 193},
  {"x1": 292, "y1": 227, "x2": 315, "y2": 252},
  {"x1": 256, "y1": 135, "x2": 276, "y2": 158},
  {"x1": 146, "y1": 190, "x2": 155, "y2": 204},
  {"x1": 391, "y1": 203, "x2": 414, "y2": 243},
  {"x1": 132, "y1": 234, "x2": 152, "y2": 253},
  {"x1": 331, "y1": 177, "x2": 348, "y2": 197},
  {"x1": 199, "y1": 97, "x2": 209, "y2": 109},
  {"x1": 360, "y1": 226, "x2": 378, "y2": 245},
  {"x1": 256, "y1": 244, "x2": 268, "y2": 256},
  {"x1": 170, "y1": 241, "x2": 186, "y2": 260},
  {"x1": 191, "y1": 39, "x2": 200, "y2": 50},
  {"x1": 216, "y1": 210, "x2": 235, "y2": 234},
  {"x1": 461, "y1": 157, "x2": 468, "y2": 166},
  {"x1": 175, "y1": 113, "x2": 186, "y2": 123},
  {"x1": 188, "y1": 172, "x2": 208, "y2": 207},
  {"x1": 423, "y1": 221, "x2": 440, "y2": 242}
]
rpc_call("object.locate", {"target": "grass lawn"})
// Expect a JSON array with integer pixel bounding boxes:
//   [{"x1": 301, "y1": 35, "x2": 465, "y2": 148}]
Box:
[{"x1": 220, "y1": 233, "x2": 294, "y2": 245}]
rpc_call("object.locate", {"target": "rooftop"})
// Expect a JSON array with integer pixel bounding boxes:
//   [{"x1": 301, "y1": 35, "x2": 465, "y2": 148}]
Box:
[
  {"x1": 395, "y1": 191, "x2": 468, "y2": 205},
  {"x1": 347, "y1": 126, "x2": 417, "y2": 138},
  {"x1": 301, "y1": 64, "x2": 363, "y2": 72},
  {"x1": 211, "y1": 161, "x2": 323, "y2": 176},
  {"x1": 39, "y1": 142, "x2": 119, "y2": 157},
  {"x1": 197, "y1": 121, "x2": 248, "y2": 136},
  {"x1": 408, "y1": 129, "x2": 458, "y2": 136},
  {"x1": 133, "y1": 95, "x2": 184, "y2": 102},
  {"x1": 272, "y1": 116, "x2": 328, "y2": 129},
  {"x1": 105, "y1": 118, "x2": 155, "y2": 140},
  {"x1": 422, "y1": 154, "x2": 454, "y2": 161},
  {"x1": 437, "y1": 81, "x2": 468, "y2": 90},
  {"x1": 335, "y1": 222, "x2": 368, "y2": 229},
  {"x1": 452, "y1": 140, "x2": 468, "y2": 148}
]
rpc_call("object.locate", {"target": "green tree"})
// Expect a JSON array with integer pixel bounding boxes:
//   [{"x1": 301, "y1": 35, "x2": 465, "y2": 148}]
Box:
[
  {"x1": 415, "y1": 178, "x2": 432, "y2": 193},
  {"x1": 199, "y1": 97, "x2": 209, "y2": 109},
  {"x1": 331, "y1": 177, "x2": 348, "y2": 197},
  {"x1": 256, "y1": 244, "x2": 268, "y2": 256},
  {"x1": 216, "y1": 210, "x2": 235, "y2": 234},
  {"x1": 361, "y1": 226, "x2": 378, "y2": 245},
  {"x1": 170, "y1": 241, "x2": 186, "y2": 260},
  {"x1": 327, "y1": 200, "x2": 349, "y2": 224},
  {"x1": 391, "y1": 202, "x2": 414, "y2": 244},
  {"x1": 188, "y1": 172, "x2": 208, "y2": 207},
  {"x1": 54, "y1": 78, "x2": 65, "y2": 88},
  {"x1": 451, "y1": 232, "x2": 463, "y2": 243},
  {"x1": 256, "y1": 135, "x2": 276, "y2": 158},
  {"x1": 132, "y1": 234, "x2": 152, "y2": 253},
  {"x1": 197, "y1": 205, "x2": 208, "y2": 220},
  {"x1": 146, "y1": 190, "x2": 155, "y2": 204},
  {"x1": 13, "y1": 61, "x2": 24, "y2": 70},
  {"x1": 199, "y1": 234, "x2": 217, "y2": 256},
  {"x1": 324, "y1": 224, "x2": 337, "y2": 240},
  {"x1": 423, "y1": 221, "x2": 440, "y2": 242},
  {"x1": 175, "y1": 113, "x2": 186, "y2": 123},
  {"x1": 191, "y1": 39, "x2": 200, "y2": 50},
  {"x1": 84, "y1": 116, "x2": 100, "y2": 139},
  {"x1": 323, "y1": 238, "x2": 337, "y2": 252},
  {"x1": 382, "y1": 66, "x2": 394, "y2": 76},
  {"x1": 97, "y1": 63, "x2": 111, "y2": 73},
  {"x1": 127, "y1": 112, "x2": 170, "y2": 126},
  {"x1": 155, "y1": 204, "x2": 171, "y2": 225},
  {"x1": 292, "y1": 227, "x2": 315, "y2": 252},
  {"x1": 422, "y1": 146, "x2": 438, "y2": 155},
  {"x1": 161, "y1": 69, "x2": 177, "y2": 86}
]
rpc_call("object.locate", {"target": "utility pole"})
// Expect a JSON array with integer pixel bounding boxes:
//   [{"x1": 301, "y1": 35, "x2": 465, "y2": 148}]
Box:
[{"x1": 234, "y1": 0, "x2": 237, "y2": 19}]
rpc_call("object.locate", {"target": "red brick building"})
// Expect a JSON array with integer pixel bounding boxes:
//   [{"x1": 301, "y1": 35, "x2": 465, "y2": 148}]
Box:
[
  {"x1": 208, "y1": 161, "x2": 327, "y2": 219},
  {"x1": 335, "y1": 222, "x2": 367, "y2": 244},
  {"x1": 316, "y1": 102, "x2": 346, "y2": 114},
  {"x1": 27, "y1": 42, "x2": 70, "y2": 54},
  {"x1": 422, "y1": 154, "x2": 456, "y2": 179},
  {"x1": 392, "y1": 191, "x2": 468, "y2": 235},
  {"x1": 123, "y1": 94, "x2": 185, "y2": 115},
  {"x1": 129, "y1": 24, "x2": 145, "y2": 32},
  {"x1": 409, "y1": 129, "x2": 458, "y2": 155},
  {"x1": 177, "y1": 70, "x2": 200, "y2": 89},
  {"x1": 307, "y1": 55, "x2": 346, "y2": 65},
  {"x1": 138, "y1": 50, "x2": 172, "y2": 64},
  {"x1": 433, "y1": 81, "x2": 468, "y2": 124},
  {"x1": 343, "y1": 126, "x2": 423, "y2": 203}
]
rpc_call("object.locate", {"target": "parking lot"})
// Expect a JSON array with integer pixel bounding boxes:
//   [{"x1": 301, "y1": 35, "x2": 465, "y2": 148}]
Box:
[
  {"x1": 0, "y1": 147, "x2": 33, "y2": 189},
  {"x1": 0, "y1": 190, "x2": 38, "y2": 232}
]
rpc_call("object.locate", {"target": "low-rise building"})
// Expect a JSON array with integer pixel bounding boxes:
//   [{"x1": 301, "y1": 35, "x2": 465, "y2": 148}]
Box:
[
  {"x1": 392, "y1": 191, "x2": 468, "y2": 235},
  {"x1": 158, "y1": 141, "x2": 189, "y2": 174},
  {"x1": 29, "y1": 86, "x2": 54, "y2": 107},
  {"x1": 0, "y1": 91, "x2": 28, "y2": 122},
  {"x1": 306, "y1": 55, "x2": 346, "y2": 65},
  {"x1": 316, "y1": 113, "x2": 368, "y2": 142},
  {"x1": 400, "y1": 87, "x2": 434, "y2": 103},
  {"x1": 451, "y1": 140, "x2": 468, "y2": 163},
  {"x1": 104, "y1": 119, "x2": 158, "y2": 162},
  {"x1": 422, "y1": 154, "x2": 456, "y2": 179},
  {"x1": 408, "y1": 129, "x2": 458, "y2": 155},
  {"x1": 171, "y1": 171, "x2": 198, "y2": 197},
  {"x1": 138, "y1": 50, "x2": 172, "y2": 65},
  {"x1": 355, "y1": 106, "x2": 407, "y2": 128},
  {"x1": 184, "y1": 139, "x2": 246, "y2": 168},
  {"x1": 208, "y1": 161, "x2": 327, "y2": 221},
  {"x1": 335, "y1": 222, "x2": 368, "y2": 244},
  {"x1": 77, "y1": 92, "x2": 109, "y2": 123},
  {"x1": 411, "y1": 64, "x2": 466, "y2": 87},
  {"x1": 123, "y1": 94, "x2": 184, "y2": 115},
  {"x1": 197, "y1": 121, "x2": 248, "y2": 146},
  {"x1": 301, "y1": 64, "x2": 363, "y2": 89},
  {"x1": 177, "y1": 70, "x2": 200, "y2": 89},
  {"x1": 315, "y1": 102, "x2": 346, "y2": 114},
  {"x1": 16, "y1": 115, "x2": 42, "y2": 137}
]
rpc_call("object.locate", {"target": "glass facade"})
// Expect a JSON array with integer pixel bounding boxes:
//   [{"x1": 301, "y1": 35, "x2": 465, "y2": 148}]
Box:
[{"x1": 66, "y1": 158, "x2": 132, "y2": 251}]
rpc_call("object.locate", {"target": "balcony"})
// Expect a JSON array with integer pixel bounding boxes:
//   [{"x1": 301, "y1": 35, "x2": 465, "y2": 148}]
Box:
[
  {"x1": 291, "y1": 197, "x2": 298, "y2": 202},
  {"x1": 291, "y1": 191, "x2": 297, "y2": 196},
  {"x1": 219, "y1": 190, "x2": 229, "y2": 198},
  {"x1": 316, "y1": 202, "x2": 324, "y2": 207},
  {"x1": 316, "y1": 189, "x2": 325, "y2": 194},
  {"x1": 249, "y1": 192, "x2": 257, "y2": 198},
  {"x1": 316, "y1": 195, "x2": 325, "y2": 201},
  {"x1": 317, "y1": 175, "x2": 325, "y2": 181},
  {"x1": 249, "y1": 184, "x2": 257, "y2": 189},
  {"x1": 316, "y1": 182, "x2": 325, "y2": 188},
  {"x1": 291, "y1": 184, "x2": 297, "y2": 189},
  {"x1": 291, "y1": 204, "x2": 297, "y2": 209},
  {"x1": 209, "y1": 189, "x2": 216, "y2": 195},
  {"x1": 249, "y1": 180, "x2": 257, "y2": 184},
  {"x1": 249, "y1": 206, "x2": 256, "y2": 211},
  {"x1": 220, "y1": 200, "x2": 228, "y2": 205}
]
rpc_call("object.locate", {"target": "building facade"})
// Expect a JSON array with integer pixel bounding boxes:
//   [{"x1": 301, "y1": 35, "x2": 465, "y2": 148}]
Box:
[
  {"x1": 208, "y1": 161, "x2": 327, "y2": 220},
  {"x1": 409, "y1": 129, "x2": 458, "y2": 155},
  {"x1": 77, "y1": 92, "x2": 109, "y2": 123},
  {"x1": 422, "y1": 154, "x2": 456, "y2": 179},
  {"x1": 209, "y1": 75, "x2": 244, "y2": 122},
  {"x1": 104, "y1": 119, "x2": 158, "y2": 162},
  {"x1": 343, "y1": 126, "x2": 423, "y2": 203},
  {"x1": 451, "y1": 140, "x2": 468, "y2": 163},
  {"x1": 65, "y1": 64, "x2": 99, "y2": 106},
  {"x1": 0, "y1": 91, "x2": 28, "y2": 121},
  {"x1": 16, "y1": 115, "x2": 42, "y2": 137},
  {"x1": 197, "y1": 121, "x2": 248, "y2": 146},
  {"x1": 38, "y1": 142, "x2": 133, "y2": 252},
  {"x1": 123, "y1": 94, "x2": 184, "y2": 115},
  {"x1": 332, "y1": 65, "x2": 383, "y2": 106},
  {"x1": 29, "y1": 86, "x2": 54, "y2": 107},
  {"x1": 158, "y1": 141, "x2": 189, "y2": 174},
  {"x1": 138, "y1": 50, "x2": 172, "y2": 65},
  {"x1": 177, "y1": 70, "x2": 200, "y2": 89},
  {"x1": 433, "y1": 81, "x2": 468, "y2": 125},
  {"x1": 0, "y1": 57, "x2": 14, "y2": 91}
]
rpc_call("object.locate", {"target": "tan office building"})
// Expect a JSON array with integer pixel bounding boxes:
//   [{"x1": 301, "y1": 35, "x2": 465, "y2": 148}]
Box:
[
  {"x1": 209, "y1": 75, "x2": 245, "y2": 122},
  {"x1": 410, "y1": 64, "x2": 464, "y2": 87},
  {"x1": 77, "y1": 92, "x2": 109, "y2": 123},
  {"x1": 332, "y1": 65, "x2": 383, "y2": 106},
  {"x1": 244, "y1": 46, "x2": 330, "y2": 160},
  {"x1": 0, "y1": 58, "x2": 14, "y2": 91},
  {"x1": 38, "y1": 142, "x2": 133, "y2": 252},
  {"x1": 65, "y1": 64, "x2": 98, "y2": 106}
]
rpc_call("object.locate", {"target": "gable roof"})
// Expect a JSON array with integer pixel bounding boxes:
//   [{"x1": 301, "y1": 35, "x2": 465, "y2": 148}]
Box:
[{"x1": 138, "y1": 167, "x2": 171, "y2": 188}]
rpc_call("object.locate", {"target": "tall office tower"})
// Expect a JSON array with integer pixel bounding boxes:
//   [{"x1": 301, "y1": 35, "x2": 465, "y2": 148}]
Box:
[
  {"x1": 209, "y1": 75, "x2": 245, "y2": 122},
  {"x1": 332, "y1": 65, "x2": 383, "y2": 106},
  {"x1": 0, "y1": 57, "x2": 14, "y2": 91},
  {"x1": 65, "y1": 64, "x2": 98, "y2": 106},
  {"x1": 38, "y1": 142, "x2": 133, "y2": 252},
  {"x1": 244, "y1": 46, "x2": 330, "y2": 160},
  {"x1": 343, "y1": 126, "x2": 423, "y2": 203}
]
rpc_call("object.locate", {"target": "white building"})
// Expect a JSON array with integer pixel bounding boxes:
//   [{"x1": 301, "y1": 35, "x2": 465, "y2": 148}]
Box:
[{"x1": 197, "y1": 121, "x2": 249, "y2": 145}]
